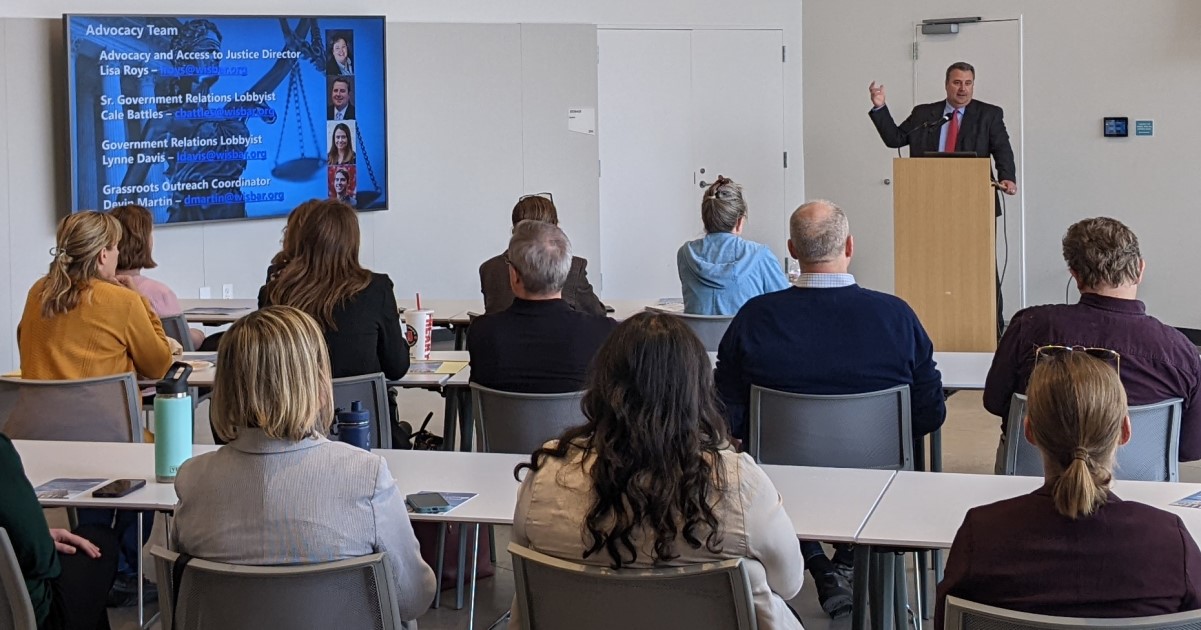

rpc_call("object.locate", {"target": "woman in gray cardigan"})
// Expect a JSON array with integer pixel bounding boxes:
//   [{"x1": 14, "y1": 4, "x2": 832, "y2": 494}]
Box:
[{"x1": 172, "y1": 306, "x2": 436, "y2": 626}]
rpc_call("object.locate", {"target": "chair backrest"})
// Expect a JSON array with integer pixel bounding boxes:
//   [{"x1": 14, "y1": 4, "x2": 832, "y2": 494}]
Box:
[
  {"x1": 1004, "y1": 394, "x2": 1182, "y2": 482},
  {"x1": 748, "y1": 384, "x2": 913, "y2": 470},
  {"x1": 509, "y1": 543, "x2": 757, "y2": 630},
  {"x1": 646, "y1": 308, "x2": 733, "y2": 352},
  {"x1": 471, "y1": 384, "x2": 586, "y2": 454},
  {"x1": 150, "y1": 546, "x2": 403, "y2": 630},
  {"x1": 161, "y1": 315, "x2": 195, "y2": 352},
  {"x1": 0, "y1": 374, "x2": 142, "y2": 443},
  {"x1": 331, "y1": 373, "x2": 392, "y2": 449},
  {"x1": 943, "y1": 596, "x2": 1201, "y2": 630},
  {"x1": 0, "y1": 529, "x2": 37, "y2": 630}
]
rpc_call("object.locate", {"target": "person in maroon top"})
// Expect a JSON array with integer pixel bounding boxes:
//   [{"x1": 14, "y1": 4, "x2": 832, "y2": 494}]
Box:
[
  {"x1": 984, "y1": 217, "x2": 1201, "y2": 471},
  {"x1": 938, "y1": 350, "x2": 1201, "y2": 628}
]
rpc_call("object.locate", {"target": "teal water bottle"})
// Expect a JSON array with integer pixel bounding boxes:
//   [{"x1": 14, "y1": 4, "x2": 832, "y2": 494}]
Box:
[{"x1": 154, "y1": 362, "x2": 194, "y2": 483}]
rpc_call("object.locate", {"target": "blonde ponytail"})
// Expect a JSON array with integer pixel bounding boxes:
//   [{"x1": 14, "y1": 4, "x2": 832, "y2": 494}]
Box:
[
  {"x1": 1026, "y1": 351, "x2": 1125, "y2": 520},
  {"x1": 39, "y1": 212, "x2": 122, "y2": 319}
]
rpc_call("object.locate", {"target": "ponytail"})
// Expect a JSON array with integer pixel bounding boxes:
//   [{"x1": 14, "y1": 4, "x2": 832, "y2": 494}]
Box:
[
  {"x1": 1026, "y1": 351, "x2": 1125, "y2": 520},
  {"x1": 1051, "y1": 450, "x2": 1111, "y2": 520}
]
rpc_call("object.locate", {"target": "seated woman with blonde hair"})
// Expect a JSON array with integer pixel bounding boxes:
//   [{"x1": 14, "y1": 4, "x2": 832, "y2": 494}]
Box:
[
  {"x1": 109, "y1": 203, "x2": 205, "y2": 349},
  {"x1": 18, "y1": 211, "x2": 175, "y2": 381},
  {"x1": 936, "y1": 349, "x2": 1201, "y2": 626},
  {"x1": 510, "y1": 312, "x2": 803, "y2": 629},
  {"x1": 172, "y1": 305, "x2": 436, "y2": 627}
]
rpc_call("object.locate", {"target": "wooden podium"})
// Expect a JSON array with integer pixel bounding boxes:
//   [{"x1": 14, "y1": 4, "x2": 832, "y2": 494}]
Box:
[{"x1": 893, "y1": 157, "x2": 996, "y2": 352}]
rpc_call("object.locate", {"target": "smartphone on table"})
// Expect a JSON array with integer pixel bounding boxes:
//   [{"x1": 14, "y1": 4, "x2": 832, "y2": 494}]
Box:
[
  {"x1": 406, "y1": 492, "x2": 451, "y2": 514},
  {"x1": 91, "y1": 479, "x2": 146, "y2": 498}
]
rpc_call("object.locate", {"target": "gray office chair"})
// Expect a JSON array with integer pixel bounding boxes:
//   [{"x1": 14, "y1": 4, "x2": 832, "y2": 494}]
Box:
[
  {"x1": 509, "y1": 543, "x2": 757, "y2": 630},
  {"x1": 332, "y1": 373, "x2": 392, "y2": 449},
  {"x1": 0, "y1": 529, "x2": 36, "y2": 630},
  {"x1": 161, "y1": 314, "x2": 196, "y2": 352},
  {"x1": 747, "y1": 384, "x2": 913, "y2": 470},
  {"x1": 1004, "y1": 394, "x2": 1182, "y2": 481},
  {"x1": 646, "y1": 308, "x2": 734, "y2": 352},
  {"x1": 470, "y1": 384, "x2": 587, "y2": 455},
  {"x1": 0, "y1": 373, "x2": 142, "y2": 443},
  {"x1": 748, "y1": 384, "x2": 917, "y2": 624},
  {"x1": 151, "y1": 547, "x2": 404, "y2": 630},
  {"x1": 943, "y1": 596, "x2": 1201, "y2": 630}
]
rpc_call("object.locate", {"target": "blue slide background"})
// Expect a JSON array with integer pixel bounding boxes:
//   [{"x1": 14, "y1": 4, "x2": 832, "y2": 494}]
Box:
[{"x1": 66, "y1": 15, "x2": 388, "y2": 225}]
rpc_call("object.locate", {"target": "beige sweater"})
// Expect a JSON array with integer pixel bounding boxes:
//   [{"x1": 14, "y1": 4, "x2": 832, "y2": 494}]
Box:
[{"x1": 510, "y1": 444, "x2": 805, "y2": 629}]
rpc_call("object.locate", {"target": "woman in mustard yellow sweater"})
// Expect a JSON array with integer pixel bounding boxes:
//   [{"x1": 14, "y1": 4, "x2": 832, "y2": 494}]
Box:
[
  {"x1": 18, "y1": 211, "x2": 174, "y2": 380},
  {"x1": 15, "y1": 210, "x2": 175, "y2": 606}
]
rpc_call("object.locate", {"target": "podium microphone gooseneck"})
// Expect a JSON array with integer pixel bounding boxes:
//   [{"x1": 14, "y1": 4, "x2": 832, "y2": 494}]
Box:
[{"x1": 897, "y1": 112, "x2": 953, "y2": 157}]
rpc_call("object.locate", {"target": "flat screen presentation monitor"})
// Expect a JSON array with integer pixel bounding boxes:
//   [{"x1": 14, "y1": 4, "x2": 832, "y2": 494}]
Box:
[{"x1": 65, "y1": 15, "x2": 388, "y2": 225}]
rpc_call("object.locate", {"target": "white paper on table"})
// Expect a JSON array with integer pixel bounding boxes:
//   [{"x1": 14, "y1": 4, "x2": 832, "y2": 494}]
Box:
[{"x1": 568, "y1": 107, "x2": 595, "y2": 135}]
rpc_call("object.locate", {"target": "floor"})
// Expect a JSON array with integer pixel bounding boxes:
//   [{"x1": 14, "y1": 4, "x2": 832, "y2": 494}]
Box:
[{"x1": 89, "y1": 389, "x2": 1201, "y2": 630}]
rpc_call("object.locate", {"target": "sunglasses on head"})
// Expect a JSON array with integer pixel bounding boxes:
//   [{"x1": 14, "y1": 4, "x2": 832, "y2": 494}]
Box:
[
  {"x1": 1035, "y1": 345, "x2": 1121, "y2": 375},
  {"x1": 519, "y1": 192, "x2": 553, "y2": 203}
]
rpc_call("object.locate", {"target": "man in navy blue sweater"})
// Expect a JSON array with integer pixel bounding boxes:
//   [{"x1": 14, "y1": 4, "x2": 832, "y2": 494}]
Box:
[{"x1": 715, "y1": 199, "x2": 945, "y2": 617}]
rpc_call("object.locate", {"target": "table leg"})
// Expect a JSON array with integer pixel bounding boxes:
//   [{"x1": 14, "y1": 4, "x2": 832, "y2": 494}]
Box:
[
  {"x1": 454, "y1": 324, "x2": 468, "y2": 351},
  {"x1": 468, "y1": 524, "x2": 481, "y2": 630},
  {"x1": 852, "y1": 545, "x2": 871, "y2": 630},
  {"x1": 442, "y1": 391, "x2": 459, "y2": 451},
  {"x1": 137, "y1": 513, "x2": 144, "y2": 628},
  {"x1": 930, "y1": 429, "x2": 943, "y2": 473},
  {"x1": 457, "y1": 389, "x2": 474, "y2": 452},
  {"x1": 878, "y1": 552, "x2": 895, "y2": 630},
  {"x1": 455, "y1": 525, "x2": 468, "y2": 609},
  {"x1": 433, "y1": 523, "x2": 447, "y2": 609},
  {"x1": 893, "y1": 554, "x2": 907, "y2": 630}
]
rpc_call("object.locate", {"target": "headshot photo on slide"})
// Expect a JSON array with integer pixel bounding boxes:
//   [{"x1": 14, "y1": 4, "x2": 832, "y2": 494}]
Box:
[
  {"x1": 326, "y1": 30, "x2": 355, "y2": 75},
  {"x1": 328, "y1": 76, "x2": 356, "y2": 121},
  {"x1": 327, "y1": 121, "x2": 357, "y2": 166},
  {"x1": 328, "y1": 165, "x2": 358, "y2": 208}
]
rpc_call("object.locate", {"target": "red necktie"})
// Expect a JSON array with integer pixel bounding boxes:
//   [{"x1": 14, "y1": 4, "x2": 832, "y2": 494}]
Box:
[{"x1": 944, "y1": 110, "x2": 960, "y2": 152}]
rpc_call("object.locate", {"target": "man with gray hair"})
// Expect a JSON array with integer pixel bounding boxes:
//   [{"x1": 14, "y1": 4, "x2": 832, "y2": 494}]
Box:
[
  {"x1": 469, "y1": 220, "x2": 616, "y2": 393},
  {"x1": 715, "y1": 200, "x2": 945, "y2": 618}
]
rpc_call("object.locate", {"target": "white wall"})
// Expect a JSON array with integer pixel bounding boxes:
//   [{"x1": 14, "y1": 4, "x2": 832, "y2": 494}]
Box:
[
  {"x1": 0, "y1": 2, "x2": 804, "y2": 373},
  {"x1": 803, "y1": 0, "x2": 1201, "y2": 329}
]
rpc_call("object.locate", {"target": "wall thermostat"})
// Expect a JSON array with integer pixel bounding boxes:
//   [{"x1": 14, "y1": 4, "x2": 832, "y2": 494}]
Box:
[{"x1": 1103, "y1": 117, "x2": 1128, "y2": 137}]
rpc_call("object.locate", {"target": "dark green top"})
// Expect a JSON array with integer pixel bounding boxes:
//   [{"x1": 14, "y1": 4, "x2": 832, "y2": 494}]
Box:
[{"x1": 0, "y1": 434, "x2": 59, "y2": 627}]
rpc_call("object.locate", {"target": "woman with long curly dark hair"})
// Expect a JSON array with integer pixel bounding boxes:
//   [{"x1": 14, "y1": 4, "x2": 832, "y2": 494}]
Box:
[{"x1": 510, "y1": 312, "x2": 803, "y2": 628}]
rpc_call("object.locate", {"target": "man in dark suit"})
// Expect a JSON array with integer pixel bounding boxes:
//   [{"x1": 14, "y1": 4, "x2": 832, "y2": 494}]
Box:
[
  {"x1": 479, "y1": 194, "x2": 606, "y2": 316},
  {"x1": 327, "y1": 77, "x2": 355, "y2": 121},
  {"x1": 470, "y1": 220, "x2": 617, "y2": 393},
  {"x1": 867, "y1": 61, "x2": 1017, "y2": 200},
  {"x1": 869, "y1": 61, "x2": 1015, "y2": 336}
]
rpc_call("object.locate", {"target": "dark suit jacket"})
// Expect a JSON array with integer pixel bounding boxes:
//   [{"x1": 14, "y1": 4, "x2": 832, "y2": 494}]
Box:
[
  {"x1": 468, "y1": 298, "x2": 617, "y2": 393},
  {"x1": 934, "y1": 484, "x2": 1201, "y2": 630},
  {"x1": 479, "y1": 253, "x2": 606, "y2": 316},
  {"x1": 327, "y1": 104, "x2": 356, "y2": 120},
  {"x1": 258, "y1": 272, "x2": 409, "y2": 380},
  {"x1": 869, "y1": 99, "x2": 1015, "y2": 182}
]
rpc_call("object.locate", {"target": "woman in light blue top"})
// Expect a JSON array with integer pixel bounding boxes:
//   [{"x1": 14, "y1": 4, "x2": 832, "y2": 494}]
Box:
[{"x1": 677, "y1": 176, "x2": 789, "y2": 315}]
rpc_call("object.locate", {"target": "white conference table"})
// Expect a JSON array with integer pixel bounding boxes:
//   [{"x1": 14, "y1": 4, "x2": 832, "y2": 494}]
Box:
[
  {"x1": 858, "y1": 470, "x2": 1201, "y2": 549},
  {"x1": 932, "y1": 351, "x2": 991, "y2": 390},
  {"x1": 15, "y1": 440, "x2": 897, "y2": 629},
  {"x1": 178, "y1": 299, "x2": 258, "y2": 325}
]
